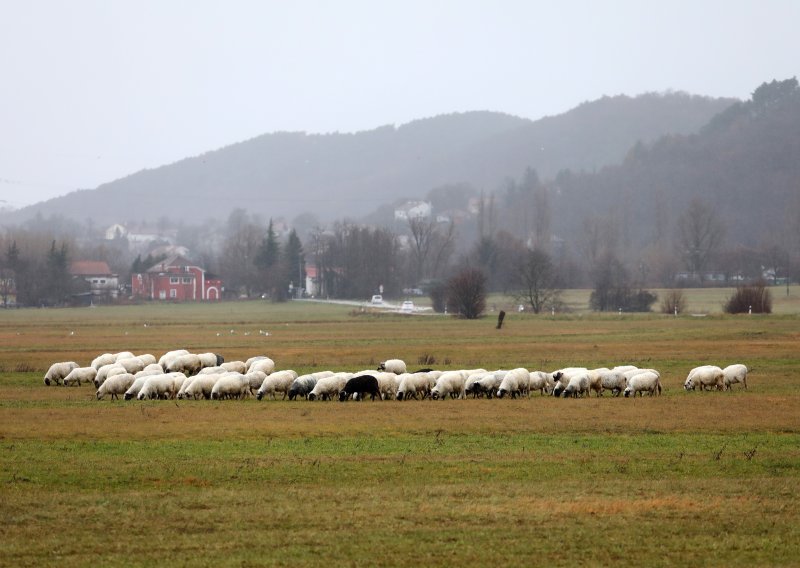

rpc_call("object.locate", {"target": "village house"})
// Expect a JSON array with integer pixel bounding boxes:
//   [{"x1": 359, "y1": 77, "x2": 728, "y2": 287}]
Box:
[
  {"x1": 70, "y1": 261, "x2": 119, "y2": 300},
  {"x1": 131, "y1": 254, "x2": 222, "y2": 301}
]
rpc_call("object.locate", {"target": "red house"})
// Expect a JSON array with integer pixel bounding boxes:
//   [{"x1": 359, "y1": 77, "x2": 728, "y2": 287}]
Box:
[{"x1": 131, "y1": 254, "x2": 222, "y2": 301}]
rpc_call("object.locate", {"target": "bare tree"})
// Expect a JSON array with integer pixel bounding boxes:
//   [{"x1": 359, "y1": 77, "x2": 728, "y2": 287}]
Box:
[
  {"x1": 677, "y1": 198, "x2": 725, "y2": 283},
  {"x1": 407, "y1": 217, "x2": 455, "y2": 283},
  {"x1": 447, "y1": 267, "x2": 487, "y2": 319},
  {"x1": 511, "y1": 248, "x2": 561, "y2": 313}
]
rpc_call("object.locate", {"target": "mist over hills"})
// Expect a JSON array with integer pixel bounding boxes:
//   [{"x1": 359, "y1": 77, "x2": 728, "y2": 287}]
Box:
[{"x1": 3, "y1": 92, "x2": 734, "y2": 226}]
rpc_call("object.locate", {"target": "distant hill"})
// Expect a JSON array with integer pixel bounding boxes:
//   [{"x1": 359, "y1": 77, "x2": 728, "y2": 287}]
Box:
[
  {"x1": 546, "y1": 78, "x2": 800, "y2": 251},
  {"x1": 2, "y1": 92, "x2": 735, "y2": 226}
]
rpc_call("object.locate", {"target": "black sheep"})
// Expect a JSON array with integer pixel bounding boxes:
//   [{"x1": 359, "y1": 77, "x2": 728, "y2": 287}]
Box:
[{"x1": 338, "y1": 375, "x2": 382, "y2": 402}]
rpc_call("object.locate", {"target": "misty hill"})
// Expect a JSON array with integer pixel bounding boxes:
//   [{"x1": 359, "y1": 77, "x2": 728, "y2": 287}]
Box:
[
  {"x1": 3, "y1": 92, "x2": 734, "y2": 226},
  {"x1": 547, "y1": 78, "x2": 800, "y2": 253}
]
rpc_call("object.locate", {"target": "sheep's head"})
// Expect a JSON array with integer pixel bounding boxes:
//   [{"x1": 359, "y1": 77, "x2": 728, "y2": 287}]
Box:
[
  {"x1": 308, "y1": 393, "x2": 317, "y2": 401},
  {"x1": 396, "y1": 391, "x2": 404, "y2": 401},
  {"x1": 623, "y1": 387, "x2": 633, "y2": 397},
  {"x1": 431, "y1": 389, "x2": 441, "y2": 400},
  {"x1": 338, "y1": 391, "x2": 349, "y2": 402},
  {"x1": 496, "y1": 388, "x2": 507, "y2": 399},
  {"x1": 256, "y1": 392, "x2": 264, "y2": 401},
  {"x1": 552, "y1": 383, "x2": 565, "y2": 397},
  {"x1": 683, "y1": 378, "x2": 695, "y2": 391}
]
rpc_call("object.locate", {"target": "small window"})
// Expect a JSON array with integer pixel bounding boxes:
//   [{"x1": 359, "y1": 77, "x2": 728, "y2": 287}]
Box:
[
  {"x1": 170, "y1": 289, "x2": 177, "y2": 298},
  {"x1": 170, "y1": 277, "x2": 179, "y2": 284},
  {"x1": 159, "y1": 290, "x2": 167, "y2": 300},
  {"x1": 182, "y1": 277, "x2": 192, "y2": 284},
  {"x1": 92, "y1": 279, "x2": 99, "y2": 284},
  {"x1": 100, "y1": 279, "x2": 106, "y2": 284}
]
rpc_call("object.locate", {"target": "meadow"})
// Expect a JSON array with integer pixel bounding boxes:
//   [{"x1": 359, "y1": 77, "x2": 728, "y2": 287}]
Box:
[{"x1": 1, "y1": 293, "x2": 799, "y2": 567}]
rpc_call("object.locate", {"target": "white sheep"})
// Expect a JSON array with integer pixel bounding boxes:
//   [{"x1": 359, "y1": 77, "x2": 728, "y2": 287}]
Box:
[
  {"x1": 497, "y1": 368, "x2": 530, "y2": 399},
  {"x1": 181, "y1": 373, "x2": 223, "y2": 400},
  {"x1": 221, "y1": 361, "x2": 247, "y2": 374},
  {"x1": 139, "y1": 364, "x2": 165, "y2": 375},
  {"x1": 116, "y1": 357, "x2": 147, "y2": 375},
  {"x1": 136, "y1": 354, "x2": 157, "y2": 366},
  {"x1": 288, "y1": 374, "x2": 320, "y2": 400},
  {"x1": 378, "y1": 359, "x2": 407, "y2": 374},
  {"x1": 211, "y1": 373, "x2": 250, "y2": 400},
  {"x1": 684, "y1": 365, "x2": 724, "y2": 392},
  {"x1": 245, "y1": 356, "x2": 269, "y2": 372},
  {"x1": 308, "y1": 373, "x2": 352, "y2": 401},
  {"x1": 551, "y1": 368, "x2": 588, "y2": 397},
  {"x1": 586, "y1": 368, "x2": 610, "y2": 396},
  {"x1": 137, "y1": 373, "x2": 186, "y2": 400},
  {"x1": 197, "y1": 352, "x2": 223, "y2": 369},
  {"x1": 431, "y1": 371, "x2": 469, "y2": 400},
  {"x1": 598, "y1": 369, "x2": 628, "y2": 397},
  {"x1": 158, "y1": 349, "x2": 190, "y2": 370},
  {"x1": 561, "y1": 372, "x2": 591, "y2": 398},
  {"x1": 529, "y1": 371, "x2": 554, "y2": 396},
  {"x1": 166, "y1": 354, "x2": 202, "y2": 376},
  {"x1": 43, "y1": 361, "x2": 79, "y2": 386},
  {"x1": 124, "y1": 376, "x2": 149, "y2": 400},
  {"x1": 255, "y1": 370, "x2": 298, "y2": 400},
  {"x1": 624, "y1": 371, "x2": 662, "y2": 397},
  {"x1": 96, "y1": 373, "x2": 136, "y2": 400},
  {"x1": 723, "y1": 364, "x2": 748, "y2": 391},
  {"x1": 396, "y1": 372, "x2": 436, "y2": 400},
  {"x1": 248, "y1": 358, "x2": 276, "y2": 375},
  {"x1": 63, "y1": 366, "x2": 98, "y2": 387},
  {"x1": 90, "y1": 353, "x2": 116, "y2": 370},
  {"x1": 113, "y1": 351, "x2": 135, "y2": 362}
]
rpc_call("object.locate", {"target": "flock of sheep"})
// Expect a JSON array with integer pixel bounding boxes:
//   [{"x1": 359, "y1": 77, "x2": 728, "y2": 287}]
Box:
[{"x1": 41, "y1": 352, "x2": 749, "y2": 401}]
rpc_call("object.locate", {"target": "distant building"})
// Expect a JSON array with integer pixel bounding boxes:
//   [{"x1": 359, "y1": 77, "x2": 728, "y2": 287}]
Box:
[
  {"x1": 70, "y1": 261, "x2": 119, "y2": 300},
  {"x1": 104, "y1": 224, "x2": 128, "y2": 240},
  {"x1": 394, "y1": 201, "x2": 432, "y2": 221},
  {"x1": 131, "y1": 254, "x2": 222, "y2": 301}
]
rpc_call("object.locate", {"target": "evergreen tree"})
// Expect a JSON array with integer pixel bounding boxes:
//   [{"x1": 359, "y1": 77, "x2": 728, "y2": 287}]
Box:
[{"x1": 283, "y1": 229, "x2": 306, "y2": 296}]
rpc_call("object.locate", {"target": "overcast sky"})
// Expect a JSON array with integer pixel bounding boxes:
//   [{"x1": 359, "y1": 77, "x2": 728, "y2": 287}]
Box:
[{"x1": 1, "y1": 0, "x2": 797, "y2": 208}]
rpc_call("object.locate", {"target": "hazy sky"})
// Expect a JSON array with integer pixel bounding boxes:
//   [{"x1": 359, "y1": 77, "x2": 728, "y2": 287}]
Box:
[{"x1": 1, "y1": 0, "x2": 797, "y2": 208}]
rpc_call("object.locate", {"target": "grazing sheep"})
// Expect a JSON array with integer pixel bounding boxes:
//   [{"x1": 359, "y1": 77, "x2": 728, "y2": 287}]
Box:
[
  {"x1": 245, "y1": 371, "x2": 268, "y2": 394},
  {"x1": 113, "y1": 351, "x2": 135, "y2": 362},
  {"x1": 248, "y1": 358, "x2": 276, "y2": 375},
  {"x1": 245, "y1": 356, "x2": 269, "y2": 372},
  {"x1": 221, "y1": 361, "x2": 247, "y2": 374},
  {"x1": 561, "y1": 372, "x2": 591, "y2": 398},
  {"x1": 63, "y1": 366, "x2": 97, "y2": 387},
  {"x1": 255, "y1": 370, "x2": 298, "y2": 400},
  {"x1": 43, "y1": 362, "x2": 79, "y2": 386},
  {"x1": 624, "y1": 371, "x2": 662, "y2": 397},
  {"x1": 288, "y1": 374, "x2": 320, "y2": 400},
  {"x1": 116, "y1": 357, "x2": 147, "y2": 375},
  {"x1": 211, "y1": 373, "x2": 250, "y2": 400},
  {"x1": 124, "y1": 376, "x2": 149, "y2": 400},
  {"x1": 529, "y1": 371, "x2": 554, "y2": 396},
  {"x1": 90, "y1": 353, "x2": 116, "y2": 370},
  {"x1": 586, "y1": 368, "x2": 610, "y2": 396},
  {"x1": 338, "y1": 375, "x2": 382, "y2": 401},
  {"x1": 684, "y1": 366, "x2": 724, "y2": 392},
  {"x1": 158, "y1": 349, "x2": 190, "y2": 370},
  {"x1": 308, "y1": 373, "x2": 352, "y2": 401},
  {"x1": 137, "y1": 373, "x2": 186, "y2": 400},
  {"x1": 551, "y1": 368, "x2": 588, "y2": 397},
  {"x1": 377, "y1": 359, "x2": 407, "y2": 374},
  {"x1": 136, "y1": 354, "x2": 158, "y2": 367},
  {"x1": 497, "y1": 368, "x2": 530, "y2": 399},
  {"x1": 166, "y1": 354, "x2": 202, "y2": 376},
  {"x1": 396, "y1": 372, "x2": 437, "y2": 400},
  {"x1": 96, "y1": 373, "x2": 136, "y2": 400},
  {"x1": 431, "y1": 371, "x2": 469, "y2": 400},
  {"x1": 182, "y1": 373, "x2": 223, "y2": 400},
  {"x1": 197, "y1": 352, "x2": 224, "y2": 369},
  {"x1": 598, "y1": 369, "x2": 628, "y2": 397},
  {"x1": 723, "y1": 364, "x2": 748, "y2": 391}
]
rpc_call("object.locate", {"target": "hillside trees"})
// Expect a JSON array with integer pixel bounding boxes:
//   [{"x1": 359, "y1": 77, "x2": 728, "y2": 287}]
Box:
[{"x1": 676, "y1": 198, "x2": 725, "y2": 283}]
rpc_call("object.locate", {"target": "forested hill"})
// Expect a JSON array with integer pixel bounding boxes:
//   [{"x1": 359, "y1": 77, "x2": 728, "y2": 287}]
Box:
[
  {"x1": 3, "y1": 92, "x2": 733, "y2": 225},
  {"x1": 547, "y1": 78, "x2": 800, "y2": 252}
]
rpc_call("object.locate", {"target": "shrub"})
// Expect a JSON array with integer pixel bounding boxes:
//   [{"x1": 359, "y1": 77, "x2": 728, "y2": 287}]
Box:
[
  {"x1": 725, "y1": 281, "x2": 772, "y2": 314},
  {"x1": 446, "y1": 267, "x2": 487, "y2": 319},
  {"x1": 661, "y1": 289, "x2": 688, "y2": 314},
  {"x1": 429, "y1": 281, "x2": 448, "y2": 313}
]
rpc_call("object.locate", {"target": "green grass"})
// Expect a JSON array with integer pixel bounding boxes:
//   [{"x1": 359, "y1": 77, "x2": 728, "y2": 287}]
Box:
[{"x1": 1, "y1": 300, "x2": 799, "y2": 566}]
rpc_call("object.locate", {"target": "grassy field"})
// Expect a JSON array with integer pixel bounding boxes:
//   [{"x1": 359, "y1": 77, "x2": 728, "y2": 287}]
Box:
[{"x1": 1, "y1": 300, "x2": 799, "y2": 566}]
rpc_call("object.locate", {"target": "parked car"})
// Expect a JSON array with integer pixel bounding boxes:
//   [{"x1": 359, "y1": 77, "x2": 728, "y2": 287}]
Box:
[
  {"x1": 400, "y1": 300, "x2": 414, "y2": 313},
  {"x1": 370, "y1": 294, "x2": 383, "y2": 305}
]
